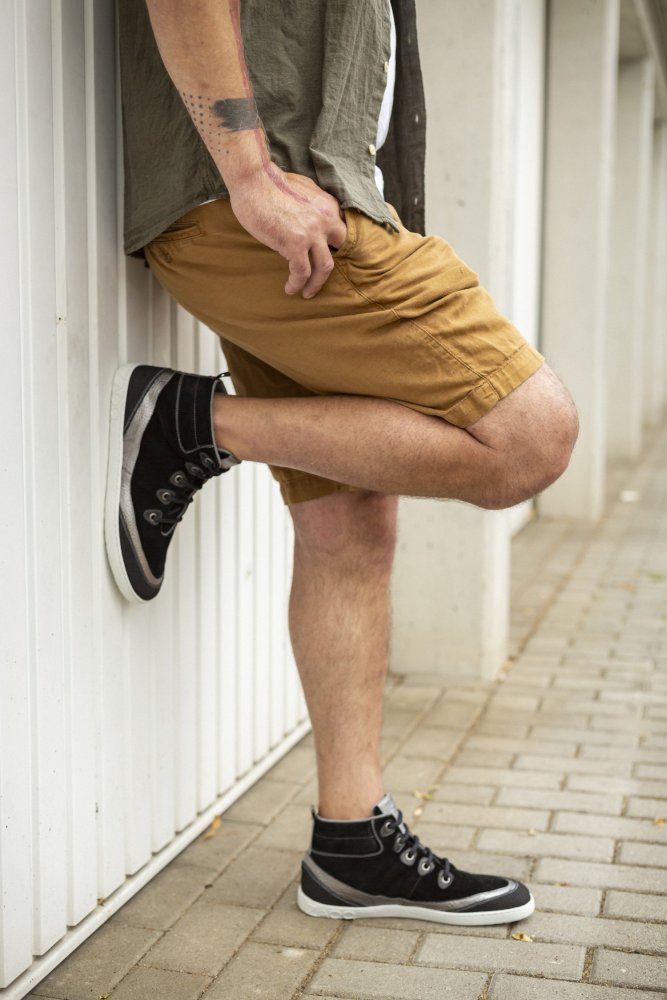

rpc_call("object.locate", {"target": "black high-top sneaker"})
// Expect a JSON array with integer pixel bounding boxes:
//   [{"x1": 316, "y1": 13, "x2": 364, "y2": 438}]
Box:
[
  {"x1": 105, "y1": 364, "x2": 240, "y2": 602},
  {"x1": 298, "y1": 793, "x2": 534, "y2": 926}
]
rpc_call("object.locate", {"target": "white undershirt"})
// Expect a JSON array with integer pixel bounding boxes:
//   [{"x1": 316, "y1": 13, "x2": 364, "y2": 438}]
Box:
[{"x1": 374, "y1": 1, "x2": 397, "y2": 196}]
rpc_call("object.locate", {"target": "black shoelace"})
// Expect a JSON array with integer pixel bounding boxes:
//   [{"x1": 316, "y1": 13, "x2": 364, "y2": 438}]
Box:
[
  {"x1": 379, "y1": 808, "x2": 453, "y2": 887},
  {"x1": 144, "y1": 456, "x2": 220, "y2": 534}
]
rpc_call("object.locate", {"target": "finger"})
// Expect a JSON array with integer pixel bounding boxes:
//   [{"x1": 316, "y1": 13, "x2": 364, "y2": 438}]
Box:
[
  {"x1": 327, "y1": 214, "x2": 347, "y2": 251},
  {"x1": 302, "y1": 241, "x2": 335, "y2": 298},
  {"x1": 284, "y1": 251, "x2": 312, "y2": 295}
]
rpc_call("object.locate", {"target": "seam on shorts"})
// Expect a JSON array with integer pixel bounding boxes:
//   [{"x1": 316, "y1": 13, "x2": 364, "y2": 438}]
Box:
[{"x1": 332, "y1": 259, "x2": 493, "y2": 390}]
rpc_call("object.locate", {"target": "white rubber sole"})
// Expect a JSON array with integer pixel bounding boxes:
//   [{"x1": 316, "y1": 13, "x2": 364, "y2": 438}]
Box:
[
  {"x1": 297, "y1": 887, "x2": 535, "y2": 926},
  {"x1": 104, "y1": 363, "x2": 148, "y2": 604}
]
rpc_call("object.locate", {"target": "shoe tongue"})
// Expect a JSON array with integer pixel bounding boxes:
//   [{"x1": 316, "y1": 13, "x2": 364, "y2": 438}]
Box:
[{"x1": 372, "y1": 792, "x2": 400, "y2": 819}]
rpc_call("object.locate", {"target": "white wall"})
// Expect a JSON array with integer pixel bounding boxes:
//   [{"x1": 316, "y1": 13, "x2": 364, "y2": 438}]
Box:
[{"x1": 0, "y1": 2, "x2": 305, "y2": 994}]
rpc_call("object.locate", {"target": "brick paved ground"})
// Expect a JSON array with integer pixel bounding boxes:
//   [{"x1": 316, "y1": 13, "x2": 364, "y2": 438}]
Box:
[{"x1": 32, "y1": 430, "x2": 667, "y2": 999}]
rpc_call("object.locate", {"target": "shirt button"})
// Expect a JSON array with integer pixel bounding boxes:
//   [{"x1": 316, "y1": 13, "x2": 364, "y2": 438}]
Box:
[
  {"x1": 383, "y1": 60, "x2": 389, "y2": 73},
  {"x1": 368, "y1": 143, "x2": 376, "y2": 156}
]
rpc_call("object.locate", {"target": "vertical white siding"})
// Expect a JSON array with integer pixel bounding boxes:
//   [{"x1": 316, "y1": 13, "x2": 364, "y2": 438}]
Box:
[{"x1": 0, "y1": 1, "x2": 306, "y2": 993}]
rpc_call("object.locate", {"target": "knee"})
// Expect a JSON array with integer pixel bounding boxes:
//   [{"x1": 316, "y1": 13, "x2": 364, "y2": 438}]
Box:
[
  {"x1": 291, "y1": 491, "x2": 398, "y2": 570},
  {"x1": 508, "y1": 385, "x2": 579, "y2": 506}
]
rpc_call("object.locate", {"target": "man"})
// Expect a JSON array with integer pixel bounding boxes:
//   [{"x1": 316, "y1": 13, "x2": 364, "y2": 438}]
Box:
[{"x1": 110, "y1": 0, "x2": 577, "y2": 925}]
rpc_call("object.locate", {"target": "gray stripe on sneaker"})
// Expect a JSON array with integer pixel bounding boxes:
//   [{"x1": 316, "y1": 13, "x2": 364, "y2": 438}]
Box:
[
  {"x1": 303, "y1": 854, "x2": 517, "y2": 912},
  {"x1": 120, "y1": 370, "x2": 174, "y2": 589}
]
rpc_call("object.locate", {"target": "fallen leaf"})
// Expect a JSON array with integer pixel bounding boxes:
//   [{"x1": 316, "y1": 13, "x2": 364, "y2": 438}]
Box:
[
  {"x1": 412, "y1": 790, "x2": 434, "y2": 801},
  {"x1": 413, "y1": 806, "x2": 424, "y2": 818},
  {"x1": 202, "y1": 815, "x2": 222, "y2": 840},
  {"x1": 654, "y1": 817, "x2": 665, "y2": 827},
  {"x1": 527, "y1": 829, "x2": 537, "y2": 837},
  {"x1": 512, "y1": 932, "x2": 533, "y2": 942}
]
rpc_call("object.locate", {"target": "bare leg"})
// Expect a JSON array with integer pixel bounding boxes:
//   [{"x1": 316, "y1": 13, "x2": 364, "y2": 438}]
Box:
[
  {"x1": 289, "y1": 491, "x2": 398, "y2": 819},
  {"x1": 215, "y1": 364, "x2": 578, "y2": 509}
]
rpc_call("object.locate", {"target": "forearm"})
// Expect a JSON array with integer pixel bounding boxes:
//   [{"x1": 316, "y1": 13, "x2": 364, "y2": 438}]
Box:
[{"x1": 145, "y1": 0, "x2": 268, "y2": 187}]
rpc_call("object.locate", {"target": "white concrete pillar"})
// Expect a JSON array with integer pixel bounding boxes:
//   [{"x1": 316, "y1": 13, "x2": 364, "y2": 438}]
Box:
[
  {"x1": 607, "y1": 59, "x2": 654, "y2": 461},
  {"x1": 644, "y1": 123, "x2": 667, "y2": 425},
  {"x1": 540, "y1": 0, "x2": 619, "y2": 521},
  {"x1": 391, "y1": 0, "x2": 545, "y2": 680}
]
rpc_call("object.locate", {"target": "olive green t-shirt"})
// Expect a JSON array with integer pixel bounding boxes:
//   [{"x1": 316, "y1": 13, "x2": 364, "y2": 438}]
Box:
[{"x1": 118, "y1": 0, "x2": 426, "y2": 256}]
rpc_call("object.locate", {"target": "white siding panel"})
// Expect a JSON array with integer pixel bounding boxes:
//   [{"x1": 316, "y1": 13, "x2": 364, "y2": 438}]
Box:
[
  {"x1": 0, "y1": 2, "x2": 34, "y2": 982},
  {"x1": 0, "y1": 0, "x2": 306, "y2": 992}
]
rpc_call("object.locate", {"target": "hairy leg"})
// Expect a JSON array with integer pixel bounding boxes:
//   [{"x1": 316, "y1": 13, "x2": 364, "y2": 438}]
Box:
[
  {"x1": 215, "y1": 364, "x2": 578, "y2": 509},
  {"x1": 289, "y1": 491, "x2": 398, "y2": 819}
]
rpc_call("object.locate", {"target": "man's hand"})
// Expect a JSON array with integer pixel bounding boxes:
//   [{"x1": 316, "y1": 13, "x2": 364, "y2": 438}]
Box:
[{"x1": 228, "y1": 168, "x2": 347, "y2": 298}]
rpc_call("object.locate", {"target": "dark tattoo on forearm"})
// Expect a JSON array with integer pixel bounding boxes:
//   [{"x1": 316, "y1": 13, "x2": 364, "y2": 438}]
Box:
[{"x1": 211, "y1": 97, "x2": 261, "y2": 131}]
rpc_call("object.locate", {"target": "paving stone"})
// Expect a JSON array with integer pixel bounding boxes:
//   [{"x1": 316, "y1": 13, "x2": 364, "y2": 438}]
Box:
[
  {"x1": 111, "y1": 863, "x2": 219, "y2": 931},
  {"x1": 520, "y1": 909, "x2": 667, "y2": 953},
  {"x1": 107, "y1": 965, "x2": 210, "y2": 999},
  {"x1": 399, "y1": 727, "x2": 464, "y2": 760},
  {"x1": 204, "y1": 847, "x2": 301, "y2": 909},
  {"x1": 140, "y1": 901, "x2": 264, "y2": 975},
  {"x1": 477, "y1": 829, "x2": 615, "y2": 862},
  {"x1": 617, "y1": 840, "x2": 667, "y2": 866},
  {"x1": 332, "y1": 925, "x2": 419, "y2": 963},
  {"x1": 174, "y1": 820, "x2": 262, "y2": 873},
  {"x1": 205, "y1": 941, "x2": 319, "y2": 999},
  {"x1": 514, "y1": 754, "x2": 633, "y2": 777},
  {"x1": 224, "y1": 779, "x2": 298, "y2": 825},
  {"x1": 488, "y1": 973, "x2": 661, "y2": 1000},
  {"x1": 432, "y1": 783, "x2": 496, "y2": 805},
  {"x1": 308, "y1": 958, "x2": 487, "y2": 999},
  {"x1": 408, "y1": 821, "x2": 476, "y2": 851},
  {"x1": 465, "y1": 735, "x2": 578, "y2": 757},
  {"x1": 528, "y1": 882, "x2": 602, "y2": 916},
  {"x1": 422, "y1": 802, "x2": 550, "y2": 832},
  {"x1": 553, "y1": 810, "x2": 667, "y2": 843},
  {"x1": 474, "y1": 721, "x2": 531, "y2": 738},
  {"x1": 386, "y1": 685, "x2": 443, "y2": 710},
  {"x1": 381, "y1": 754, "x2": 444, "y2": 793},
  {"x1": 446, "y1": 766, "x2": 562, "y2": 790},
  {"x1": 495, "y1": 786, "x2": 623, "y2": 815},
  {"x1": 628, "y1": 800, "x2": 667, "y2": 825},
  {"x1": 537, "y1": 697, "x2": 641, "y2": 718},
  {"x1": 567, "y1": 773, "x2": 667, "y2": 797},
  {"x1": 439, "y1": 850, "x2": 531, "y2": 882},
  {"x1": 634, "y1": 762, "x2": 667, "y2": 781},
  {"x1": 254, "y1": 803, "x2": 313, "y2": 851},
  {"x1": 416, "y1": 932, "x2": 585, "y2": 979},
  {"x1": 252, "y1": 887, "x2": 338, "y2": 950},
  {"x1": 581, "y1": 744, "x2": 667, "y2": 764},
  {"x1": 529, "y1": 725, "x2": 638, "y2": 747},
  {"x1": 421, "y1": 700, "x2": 482, "y2": 730},
  {"x1": 591, "y1": 949, "x2": 667, "y2": 991},
  {"x1": 453, "y1": 750, "x2": 516, "y2": 768},
  {"x1": 604, "y1": 890, "x2": 667, "y2": 922},
  {"x1": 534, "y1": 858, "x2": 667, "y2": 892},
  {"x1": 264, "y1": 745, "x2": 317, "y2": 785},
  {"x1": 33, "y1": 922, "x2": 160, "y2": 999}
]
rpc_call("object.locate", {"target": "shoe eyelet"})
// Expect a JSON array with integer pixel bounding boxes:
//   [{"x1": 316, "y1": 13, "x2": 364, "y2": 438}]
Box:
[
  {"x1": 438, "y1": 870, "x2": 454, "y2": 890},
  {"x1": 185, "y1": 461, "x2": 204, "y2": 477},
  {"x1": 144, "y1": 509, "x2": 162, "y2": 525},
  {"x1": 380, "y1": 820, "x2": 396, "y2": 838},
  {"x1": 393, "y1": 834, "x2": 407, "y2": 853},
  {"x1": 200, "y1": 451, "x2": 215, "y2": 470},
  {"x1": 170, "y1": 471, "x2": 187, "y2": 488},
  {"x1": 157, "y1": 488, "x2": 175, "y2": 504},
  {"x1": 418, "y1": 858, "x2": 435, "y2": 876},
  {"x1": 400, "y1": 847, "x2": 417, "y2": 866}
]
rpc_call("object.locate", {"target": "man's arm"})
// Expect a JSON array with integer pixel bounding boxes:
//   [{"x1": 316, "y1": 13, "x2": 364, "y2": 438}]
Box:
[{"x1": 145, "y1": 0, "x2": 346, "y2": 297}]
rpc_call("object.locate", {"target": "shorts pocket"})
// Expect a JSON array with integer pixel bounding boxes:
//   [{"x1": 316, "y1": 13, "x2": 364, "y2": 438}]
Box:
[{"x1": 151, "y1": 215, "x2": 204, "y2": 243}]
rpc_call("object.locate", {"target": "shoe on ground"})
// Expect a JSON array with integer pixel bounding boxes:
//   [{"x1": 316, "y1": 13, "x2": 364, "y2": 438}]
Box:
[
  {"x1": 105, "y1": 364, "x2": 239, "y2": 602},
  {"x1": 298, "y1": 793, "x2": 534, "y2": 925}
]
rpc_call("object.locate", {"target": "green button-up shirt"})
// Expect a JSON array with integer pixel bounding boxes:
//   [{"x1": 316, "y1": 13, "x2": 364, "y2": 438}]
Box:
[{"x1": 118, "y1": 0, "x2": 426, "y2": 256}]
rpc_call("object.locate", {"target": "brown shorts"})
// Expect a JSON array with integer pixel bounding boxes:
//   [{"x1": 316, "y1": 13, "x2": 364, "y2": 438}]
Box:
[{"x1": 145, "y1": 199, "x2": 543, "y2": 505}]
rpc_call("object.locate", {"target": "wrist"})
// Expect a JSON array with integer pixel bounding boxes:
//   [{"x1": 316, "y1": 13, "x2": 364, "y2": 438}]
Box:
[{"x1": 215, "y1": 129, "x2": 269, "y2": 191}]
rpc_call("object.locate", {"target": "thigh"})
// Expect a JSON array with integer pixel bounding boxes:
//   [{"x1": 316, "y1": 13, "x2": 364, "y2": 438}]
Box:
[{"x1": 145, "y1": 199, "x2": 544, "y2": 431}]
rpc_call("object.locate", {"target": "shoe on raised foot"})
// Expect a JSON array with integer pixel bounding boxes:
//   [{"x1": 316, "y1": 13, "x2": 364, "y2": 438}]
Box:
[
  {"x1": 298, "y1": 793, "x2": 534, "y2": 926},
  {"x1": 105, "y1": 364, "x2": 239, "y2": 602}
]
